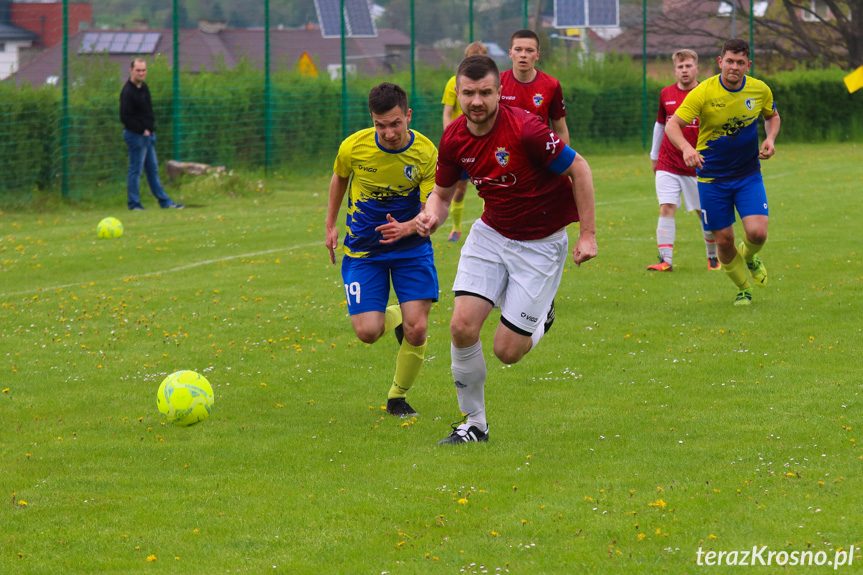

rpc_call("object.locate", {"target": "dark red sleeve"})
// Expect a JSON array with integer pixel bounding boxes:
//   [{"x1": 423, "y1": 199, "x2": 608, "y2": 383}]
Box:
[
  {"x1": 435, "y1": 124, "x2": 463, "y2": 188},
  {"x1": 656, "y1": 87, "x2": 667, "y2": 124},
  {"x1": 549, "y1": 81, "x2": 566, "y2": 120},
  {"x1": 522, "y1": 115, "x2": 566, "y2": 167}
]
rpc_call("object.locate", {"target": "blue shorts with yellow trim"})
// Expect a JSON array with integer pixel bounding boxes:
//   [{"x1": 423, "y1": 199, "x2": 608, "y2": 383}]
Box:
[
  {"x1": 697, "y1": 172, "x2": 769, "y2": 231},
  {"x1": 341, "y1": 251, "x2": 439, "y2": 315}
]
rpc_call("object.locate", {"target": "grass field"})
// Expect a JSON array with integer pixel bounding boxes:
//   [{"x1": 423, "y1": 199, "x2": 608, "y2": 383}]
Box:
[{"x1": 2, "y1": 142, "x2": 862, "y2": 574}]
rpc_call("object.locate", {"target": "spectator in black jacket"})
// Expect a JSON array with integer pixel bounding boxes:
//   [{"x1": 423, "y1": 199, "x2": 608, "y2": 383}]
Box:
[{"x1": 120, "y1": 58, "x2": 183, "y2": 210}]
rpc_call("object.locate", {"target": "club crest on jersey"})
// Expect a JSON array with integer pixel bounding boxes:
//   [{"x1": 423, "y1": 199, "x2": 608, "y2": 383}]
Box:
[
  {"x1": 494, "y1": 147, "x2": 510, "y2": 167},
  {"x1": 533, "y1": 93, "x2": 544, "y2": 108},
  {"x1": 745, "y1": 98, "x2": 756, "y2": 111},
  {"x1": 404, "y1": 165, "x2": 418, "y2": 181}
]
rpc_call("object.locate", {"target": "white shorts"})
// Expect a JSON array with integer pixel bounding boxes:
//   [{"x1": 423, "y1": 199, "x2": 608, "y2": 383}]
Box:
[
  {"x1": 655, "y1": 170, "x2": 700, "y2": 212},
  {"x1": 453, "y1": 219, "x2": 568, "y2": 335}
]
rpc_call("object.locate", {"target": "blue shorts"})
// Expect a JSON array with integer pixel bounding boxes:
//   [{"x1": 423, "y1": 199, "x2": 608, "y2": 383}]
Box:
[
  {"x1": 697, "y1": 172, "x2": 769, "y2": 231},
  {"x1": 341, "y1": 252, "x2": 439, "y2": 315},
  {"x1": 460, "y1": 168, "x2": 470, "y2": 182}
]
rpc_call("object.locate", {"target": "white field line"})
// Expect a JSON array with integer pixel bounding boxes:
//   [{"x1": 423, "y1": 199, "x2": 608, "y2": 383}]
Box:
[{"x1": 1, "y1": 242, "x2": 320, "y2": 298}]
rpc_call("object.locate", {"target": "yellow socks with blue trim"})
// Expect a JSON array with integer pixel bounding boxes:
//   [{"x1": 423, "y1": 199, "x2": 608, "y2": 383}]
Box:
[
  {"x1": 450, "y1": 199, "x2": 465, "y2": 232},
  {"x1": 723, "y1": 251, "x2": 750, "y2": 289},
  {"x1": 388, "y1": 340, "x2": 426, "y2": 399}
]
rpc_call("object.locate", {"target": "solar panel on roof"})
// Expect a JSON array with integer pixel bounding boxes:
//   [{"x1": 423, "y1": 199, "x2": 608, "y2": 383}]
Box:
[
  {"x1": 554, "y1": 0, "x2": 618, "y2": 27},
  {"x1": 79, "y1": 32, "x2": 99, "y2": 53},
  {"x1": 109, "y1": 32, "x2": 130, "y2": 52},
  {"x1": 315, "y1": 0, "x2": 343, "y2": 38},
  {"x1": 139, "y1": 33, "x2": 160, "y2": 54},
  {"x1": 314, "y1": 0, "x2": 378, "y2": 38},
  {"x1": 78, "y1": 32, "x2": 161, "y2": 54},
  {"x1": 344, "y1": 0, "x2": 377, "y2": 37},
  {"x1": 587, "y1": 0, "x2": 618, "y2": 26}
]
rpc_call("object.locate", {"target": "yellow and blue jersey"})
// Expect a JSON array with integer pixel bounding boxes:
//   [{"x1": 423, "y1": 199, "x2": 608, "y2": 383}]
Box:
[
  {"x1": 675, "y1": 74, "x2": 776, "y2": 183},
  {"x1": 334, "y1": 128, "x2": 437, "y2": 259}
]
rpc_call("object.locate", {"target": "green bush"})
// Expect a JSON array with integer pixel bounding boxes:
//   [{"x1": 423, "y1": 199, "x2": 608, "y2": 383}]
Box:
[{"x1": 2, "y1": 55, "x2": 861, "y2": 203}]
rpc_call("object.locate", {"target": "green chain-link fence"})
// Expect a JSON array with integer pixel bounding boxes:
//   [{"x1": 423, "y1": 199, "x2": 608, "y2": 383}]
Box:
[{"x1": 1, "y1": 0, "x2": 861, "y2": 204}]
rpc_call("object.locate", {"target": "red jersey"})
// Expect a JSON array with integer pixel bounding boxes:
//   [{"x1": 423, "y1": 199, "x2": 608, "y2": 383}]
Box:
[
  {"x1": 499, "y1": 69, "x2": 566, "y2": 125},
  {"x1": 436, "y1": 105, "x2": 578, "y2": 241},
  {"x1": 656, "y1": 83, "x2": 699, "y2": 176}
]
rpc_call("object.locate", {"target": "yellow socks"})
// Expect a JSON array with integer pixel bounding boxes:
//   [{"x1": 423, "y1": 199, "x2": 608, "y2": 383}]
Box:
[
  {"x1": 388, "y1": 340, "x2": 426, "y2": 399},
  {"x1": 450, "y1": 199, "x2": 465, "y2": 232},
  {"x1": 723, "y1": 251, "x2": 751, "y2": 289},
  {"x1": 739, "y1": 238, "x2": 763, "y2": 262},
  {"x1": 384, "y1": 304, "x2": 401, "y2": 336}
]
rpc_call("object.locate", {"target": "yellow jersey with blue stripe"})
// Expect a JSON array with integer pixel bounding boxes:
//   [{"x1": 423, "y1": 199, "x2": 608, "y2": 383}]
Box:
[
  {"x1": 675, "y1": 75, "x2": 776, "y2": 183},
  {"x1": 334, "y1": 128, "x2": 437, "y2": 259}
]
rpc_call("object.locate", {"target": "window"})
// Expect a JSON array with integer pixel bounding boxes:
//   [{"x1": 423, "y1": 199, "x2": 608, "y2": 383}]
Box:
[{"x1": 802, "y1": 0, "x2": 831, "y2": 21}]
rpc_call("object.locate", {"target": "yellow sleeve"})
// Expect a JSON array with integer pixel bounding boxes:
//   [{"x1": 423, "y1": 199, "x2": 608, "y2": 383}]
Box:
[
  {"x1": 441, "y1": 76, "x2": 457, "y2": 106},
  {"x1": 333, "y1": 136, "x2": 353, "y2": 178},
  {"x1": 675, "y1": 82, "x2": 705, "y2": 125},
  {"x1": 761, "y1": 82, "x2": 776, "y2": 116},
  {"x1": 418, "y1": 141, "x2": 438, "y2": 203}
]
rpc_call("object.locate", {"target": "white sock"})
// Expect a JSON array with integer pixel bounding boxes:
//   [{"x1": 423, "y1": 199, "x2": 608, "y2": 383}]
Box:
[
  {"x1": 703, "y1": 230, "x2": 717, "y2": 259},
  {"x1": 657, "y1": 216, "x2": 675, "y2": 264},
  {"x1": 530, "y1": 303, "x2": 553, "y2": 350},
  {"x1": 451, "y1": 341, "x2": 487, "y2": 430}
]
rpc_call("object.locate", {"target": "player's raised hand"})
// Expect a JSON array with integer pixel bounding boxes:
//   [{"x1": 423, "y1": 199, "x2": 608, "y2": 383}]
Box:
[
  {"x1": 573, "y1": 234, "x2": 597, "y2": 267},
  {"x1": 326, "y1": 224, "x2": 339, "y2": 265},
  {"x1": 376, "y1": 213, "x2": 409, "y2": 245}
]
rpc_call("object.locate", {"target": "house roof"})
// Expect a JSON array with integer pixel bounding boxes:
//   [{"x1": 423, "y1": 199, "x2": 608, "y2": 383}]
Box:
[
  {"x1": 0, "y1": 21, "x2": 37, "y2": 41},
  {"x1": 9, "y1": 25, "x2": 446, "y2": 87},
  {"x1": 600, "y1": 1, "x2": 747, "y2": 59}
]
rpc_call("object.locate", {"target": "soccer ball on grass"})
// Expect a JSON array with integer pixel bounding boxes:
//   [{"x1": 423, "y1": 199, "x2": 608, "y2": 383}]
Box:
[
  {"x1": 97, "y1": 217, "x2": 124, "y2": 239},
  {"x1": 157, "y1": 370, "x2": 214, "y2": 426}
]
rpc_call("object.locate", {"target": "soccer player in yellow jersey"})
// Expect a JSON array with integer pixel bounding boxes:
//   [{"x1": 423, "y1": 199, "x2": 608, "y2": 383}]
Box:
[
  {"x1": 441, "y1": 41, "x2": 488, "y2": 242},
  {"x1": 325, "y1": 82, "x2": 439, "y2": 417},
  {"x1": 666, "y1": 39, "x2": 780, "y2": 306}
]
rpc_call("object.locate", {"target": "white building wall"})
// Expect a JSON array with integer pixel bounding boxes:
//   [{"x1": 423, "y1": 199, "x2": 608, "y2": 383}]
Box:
[{"x1": 0, "y1": 40, "x2": 33, "y2": 80}]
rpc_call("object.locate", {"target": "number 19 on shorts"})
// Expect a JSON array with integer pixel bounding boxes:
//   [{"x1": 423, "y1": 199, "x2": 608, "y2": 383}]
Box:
[{"x1": 344, "y1": 282, "x2": 361, "y2": 304}]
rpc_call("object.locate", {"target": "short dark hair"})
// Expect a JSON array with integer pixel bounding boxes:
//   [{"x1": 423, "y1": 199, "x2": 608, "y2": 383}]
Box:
[
  {"x1": 130, "y1": 58, "x2": 146, "y2": 69},
  {"x1": 368, "y1": 82, "x2": 408, "y2": 116},
  {"x1": 456, "y1": 55, "x2": 500, "y2": 87},
  {"x1": 510, "y1": 29, "x2": 539, "y2": 48},
  {"x1": 721, "y1": 38, "x2": 750, "y2": 59}
]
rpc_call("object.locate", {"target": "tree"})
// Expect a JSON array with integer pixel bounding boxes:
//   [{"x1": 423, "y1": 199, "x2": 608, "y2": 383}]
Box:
[{"x1": 649, "y1": 0, "x2": 863, "y2": 69}]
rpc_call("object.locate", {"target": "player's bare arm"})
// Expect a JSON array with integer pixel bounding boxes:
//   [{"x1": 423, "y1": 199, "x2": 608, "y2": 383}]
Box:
[
  {"x1": 376, "y1": 211, "x2": 420, "y2": 245},
  {"x1": 416, "y1": 184, "x2": 456, "y2": 237},
  {"x1": 564, "y1": 154, "x2": 598, "y2": 266},
  {"x1": 759, "y1": 111, "x2": 781, "y2": 160},
  {"x1": 443, "y1": 105, "x2": 455, "y2": 129},
  {"x1": 551, "y1": 117, "x2": 570, "y2": 146},
  {"x1": 665, "y1": 115, "x2": 703, "y2": 169},
  {"x1": 325, "y1": 173, "x2": 350, "y2": 264}
]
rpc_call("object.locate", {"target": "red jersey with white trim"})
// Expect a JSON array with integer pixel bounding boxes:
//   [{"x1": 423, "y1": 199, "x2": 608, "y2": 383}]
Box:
[
  {"x1": 436, "y1": 104, "x2": 578, "y2": 241},
  {"x1": 499, "y1": 69, "x2": 566, "y2": 125},
  {"x1": 656, "y1": 83, "x2": 699, "y2": 176}
]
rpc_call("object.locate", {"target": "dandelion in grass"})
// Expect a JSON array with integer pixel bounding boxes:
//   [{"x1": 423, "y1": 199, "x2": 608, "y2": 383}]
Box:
[{"x1": 146, "y1": 554, "x2": 157, "y2": 562}]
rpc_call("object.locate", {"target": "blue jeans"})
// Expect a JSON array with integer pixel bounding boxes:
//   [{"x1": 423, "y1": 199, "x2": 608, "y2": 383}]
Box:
[{"x1": 123, "y1": 130, "x2": 173, "y2": 209}]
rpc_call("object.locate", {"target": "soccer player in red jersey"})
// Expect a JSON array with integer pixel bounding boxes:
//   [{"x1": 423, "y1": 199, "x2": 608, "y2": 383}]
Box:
[
  {"x1": 416, "y1": 55, "x2": 597, "y2": 445},
  {"x1": 647, "y1": 49, "x2": 719, "y2": 272},
  {"x1": 500, "y1": 29, "x2": 569, "y2": 145}
]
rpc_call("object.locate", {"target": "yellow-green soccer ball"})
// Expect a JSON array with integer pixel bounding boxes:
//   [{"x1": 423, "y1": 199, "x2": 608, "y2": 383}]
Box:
[
  {"x1": 97, "y1": 217, "x2": 124, "y2": 239},
  {"x1": 157, "y1": 370, "x2": 214, "y2": 426}
]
